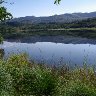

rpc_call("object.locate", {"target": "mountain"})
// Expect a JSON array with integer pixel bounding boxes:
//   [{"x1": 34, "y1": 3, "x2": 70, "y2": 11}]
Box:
[{"x1": 8, "y1": 11, "x2": 96, "y2": 24}]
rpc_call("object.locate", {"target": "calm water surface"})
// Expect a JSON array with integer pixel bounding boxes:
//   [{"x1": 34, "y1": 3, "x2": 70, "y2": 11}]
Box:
[{"x1": 0, "y1": 36, "x2": 96, "y2": 66}]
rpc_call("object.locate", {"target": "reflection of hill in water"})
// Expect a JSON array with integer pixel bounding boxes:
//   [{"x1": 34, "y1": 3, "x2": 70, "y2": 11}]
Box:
[{"x1": 6, "y1": 36, "x2": 96, "y2": 44}]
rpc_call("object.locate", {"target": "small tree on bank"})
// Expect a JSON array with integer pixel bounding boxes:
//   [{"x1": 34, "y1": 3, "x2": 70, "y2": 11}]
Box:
[
  {"x1": 0, "y1": 0, "x2": 13, "y2": 43},
  {"x1": 0, "y1": 0, "x2": 12, "y2": 21}
]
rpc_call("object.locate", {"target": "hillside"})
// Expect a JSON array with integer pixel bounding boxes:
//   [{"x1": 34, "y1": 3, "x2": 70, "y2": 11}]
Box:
[
  {"x1": 1, "y1": 15, "x2": 96, "y2": 39},
  {"x1": 9, "y1": 12, "x2": 96, "y2": 24}
]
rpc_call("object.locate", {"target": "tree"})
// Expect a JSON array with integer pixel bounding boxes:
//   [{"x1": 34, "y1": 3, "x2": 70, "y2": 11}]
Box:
[
  {"x1": 54, "y1": 0, "x2": 61, "y2": 4},
  {"x1": 0, "y1": 0, "x2": 12, "y2": 21}
]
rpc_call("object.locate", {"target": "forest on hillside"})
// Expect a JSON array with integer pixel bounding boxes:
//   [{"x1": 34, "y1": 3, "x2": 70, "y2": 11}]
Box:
[{"x1": 0, "y1": 18, "x2": 96, "y2": 39}]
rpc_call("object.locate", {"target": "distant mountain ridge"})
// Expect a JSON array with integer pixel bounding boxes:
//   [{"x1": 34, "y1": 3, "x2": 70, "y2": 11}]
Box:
[{"x1": 10, "y1": 12, "x2": 96, "y2": 24}]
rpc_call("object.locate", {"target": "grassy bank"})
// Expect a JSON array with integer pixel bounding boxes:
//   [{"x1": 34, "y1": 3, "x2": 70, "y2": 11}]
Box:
[
  {"x1": 1, "y1": 22, "x2": 96, "y2": 39},
  {"x1": 0, "y1": 54, "x2": 96, "y2": 96},
  {"x1": 27, "y1": 28, "x2": 96, "y2": 39},
  {"x1": 1, "y1": 18, "x2": 96, "y2": 39},
  {"x1": 1, "y1": 27, "x2": 96, "y2": 39}
]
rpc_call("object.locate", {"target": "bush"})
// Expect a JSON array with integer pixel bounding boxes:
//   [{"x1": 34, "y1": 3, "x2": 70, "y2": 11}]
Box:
[
  {"x1": 5, "y1": 54, "x2": 58, "y2": 96},
  {"x1": 15, "y1": 67, "x2": 58, "y2": 96},
  {"x1": 0, "y1": 54, "x2": 96, "y2": 96},
  {"x1": 66, "y1": 81, "x2": 96, "y2": 96},
  {"x1": 0, "y1": 61, "x2": 13, "y2": 96}
]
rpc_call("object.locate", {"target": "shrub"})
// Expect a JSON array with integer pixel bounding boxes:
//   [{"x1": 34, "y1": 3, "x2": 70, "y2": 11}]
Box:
[
  {"x1": 15, "y1": 67, "x2": 58, "y2": 96},
  {"x1": 0, "y1": 54, "x2": 96, "y2": 96},
  {"x1": 5, "y1": 54, "x2": 58, "y2": 96},
  {"x1": 66, "y1": 81, "x2": 96, "y2": 96},
  {"x1": 0, "y1": 61, "x2": 13, "y2": 96}
]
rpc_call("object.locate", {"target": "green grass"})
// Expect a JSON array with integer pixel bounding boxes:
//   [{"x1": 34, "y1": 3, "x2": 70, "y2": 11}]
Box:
[
  {"x1": 1, "y1": 27, "x2": 96, "y2": 39},
  {"x1": 0, "y1": 54, "x2": 96, "y2": 96}
]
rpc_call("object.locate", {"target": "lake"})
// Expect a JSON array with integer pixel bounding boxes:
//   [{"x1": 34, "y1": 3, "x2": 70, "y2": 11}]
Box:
[{"x1": 0, "y1": 36, "x2": 96, "y2": 66}]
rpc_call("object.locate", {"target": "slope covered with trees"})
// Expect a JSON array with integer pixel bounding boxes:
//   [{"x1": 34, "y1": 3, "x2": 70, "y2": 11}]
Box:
[
  {"x1": 9, "y1": 12, "x2": 96, "y2": 24},
  {"x1": 1, "y1": 17, "x2": 96, "y2": 39}
]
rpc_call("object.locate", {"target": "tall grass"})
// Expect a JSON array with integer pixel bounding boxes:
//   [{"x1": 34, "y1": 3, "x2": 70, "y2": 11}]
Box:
[{"x1": 0, "y1": 54, "x2": 96, "y2": 96}]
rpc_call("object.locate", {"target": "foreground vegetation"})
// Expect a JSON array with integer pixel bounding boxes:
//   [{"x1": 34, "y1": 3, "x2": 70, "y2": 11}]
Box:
[{"x1": 0, "y1": 53, "x2": 96, "y2": 96}]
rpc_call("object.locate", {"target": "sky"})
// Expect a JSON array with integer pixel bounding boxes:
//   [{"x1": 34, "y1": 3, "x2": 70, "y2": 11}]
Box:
[{"x1": 4, "y1": 0, "x2": 96, "y2": 18}]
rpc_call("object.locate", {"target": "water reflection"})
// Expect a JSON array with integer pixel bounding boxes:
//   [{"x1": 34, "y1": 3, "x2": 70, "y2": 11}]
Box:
[
  {"x1": 6, "y1": 36, "x2": 96, "y2": 44},
  {"x1": 0, "y1": 41, "x2": 96, "y2": 66},
  {"x1": 1, "y1": 36, "x2": 96, "y2": 66}
]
